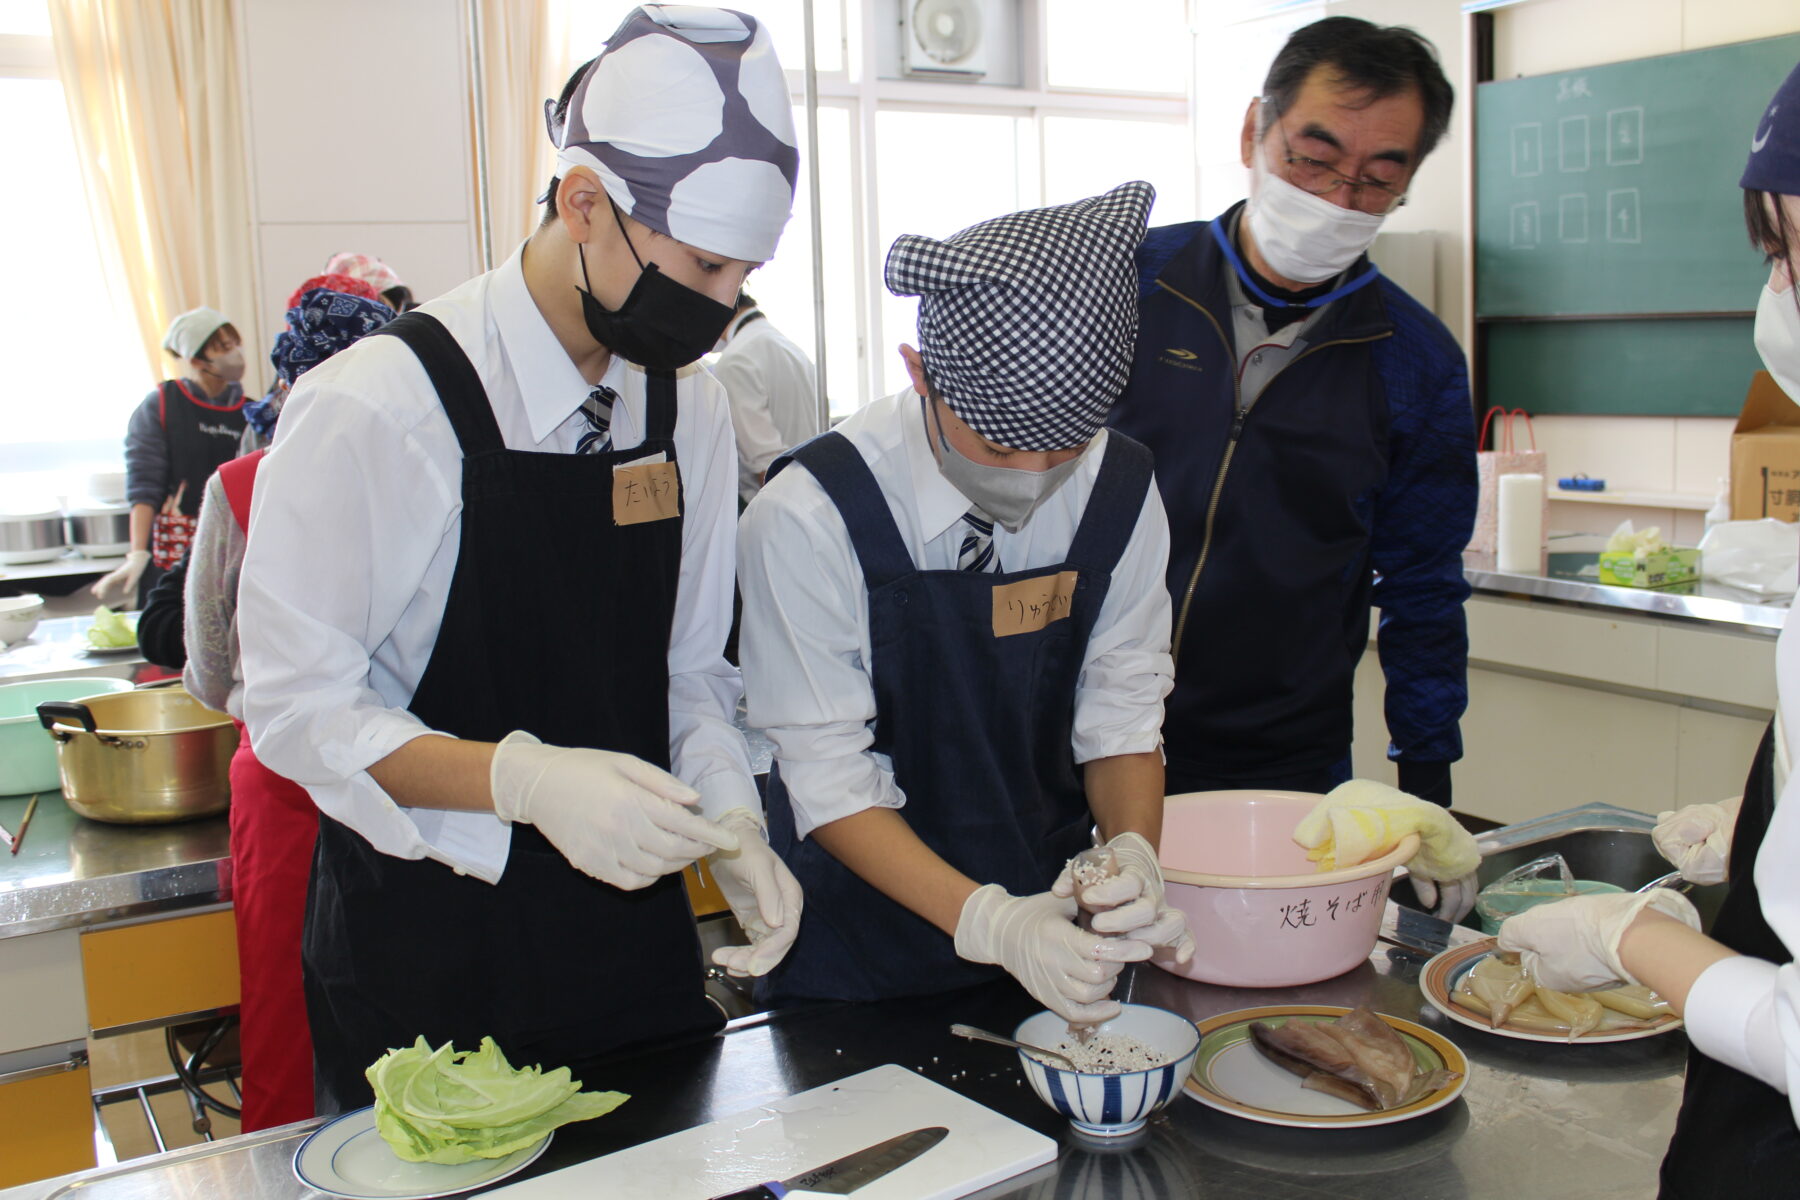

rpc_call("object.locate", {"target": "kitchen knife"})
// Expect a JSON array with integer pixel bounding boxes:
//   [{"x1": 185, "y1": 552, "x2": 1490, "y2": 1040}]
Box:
[
  {"x1": 707, "y1": 1125, "x2": 948, "y2": 1200},
  {"x1": 1377, "y1": 899, "x2": 1483, "y2": 956}
]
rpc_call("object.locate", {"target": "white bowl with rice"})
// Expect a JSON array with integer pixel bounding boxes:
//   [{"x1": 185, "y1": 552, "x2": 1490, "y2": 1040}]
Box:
[{"x1": 1013, "y1": 1003, "x2": 1202, "y2": 1137}]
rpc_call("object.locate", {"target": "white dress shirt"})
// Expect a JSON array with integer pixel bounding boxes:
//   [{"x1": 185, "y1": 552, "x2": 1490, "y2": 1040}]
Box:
[
  {"x1": 710, "y1": 312, "x2": 821, "y2": 505},
  {"x1": 1683, "y1": 598, "x2": 1800, "y2": 1112},
  {"x1": 238, "y1": 243, "x2": 757, "y2": 884},
  {"x1": 737, "y1": 387, "x2": 1174, "y2": 840}
]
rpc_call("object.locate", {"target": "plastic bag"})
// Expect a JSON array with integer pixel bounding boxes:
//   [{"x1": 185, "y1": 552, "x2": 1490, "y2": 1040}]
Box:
[
  {"x1": 1697, "y1": 518, "x2": 1799, "y2": 596},
  {"x1": 1605, "y1": 519, "x2": 1667, "y2": 557},
  {"x1": 1472, "y1": 854, "x2": 1622, "y2": 935}
]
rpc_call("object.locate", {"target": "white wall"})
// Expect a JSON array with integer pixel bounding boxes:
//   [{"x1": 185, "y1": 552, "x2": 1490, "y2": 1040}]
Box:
[{"x1": 235, "y1": 0, "x2": 479, "y2": 368}]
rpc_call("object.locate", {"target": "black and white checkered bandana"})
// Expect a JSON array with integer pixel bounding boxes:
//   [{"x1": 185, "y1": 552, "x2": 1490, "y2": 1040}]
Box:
[
  {"x1": 885, "y1": 181, "x2": 1154, "y2": 452},
  {"x1": 551, "y1": 6, "x2": 798, "y2": 262}
]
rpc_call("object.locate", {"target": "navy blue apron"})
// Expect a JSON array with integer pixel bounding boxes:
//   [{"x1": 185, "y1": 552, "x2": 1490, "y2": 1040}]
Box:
[
  {"x1": 302, "y1": 312, "x2": 721, "y2": 1114},
  {"x1": 756, "y1": 428, "x2": 1154, "y2": 1004},
  {"x1": 1659, "y1": 719, "x2": 1800, "y2": 1196}
]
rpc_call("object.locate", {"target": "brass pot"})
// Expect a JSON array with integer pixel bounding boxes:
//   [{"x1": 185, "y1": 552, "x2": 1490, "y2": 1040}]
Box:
[{"x1": 38, "y1": 686, "x2": 238, "y2": 824}]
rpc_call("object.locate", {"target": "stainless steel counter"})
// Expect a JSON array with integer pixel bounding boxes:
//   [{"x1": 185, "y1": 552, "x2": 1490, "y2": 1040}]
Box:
[
  {"x1": 1465, "y1": 535, "x2": 1791, "y2": 634},
  {"x1": 0, "y1": 615, "x2": 148, "y2": 685},
  {"x1": 0, "y1": 790, "x2": 228, "y2": 941},
  {"x1": 1, "y1": 804, "x2": 1704, "y2": 1200}
]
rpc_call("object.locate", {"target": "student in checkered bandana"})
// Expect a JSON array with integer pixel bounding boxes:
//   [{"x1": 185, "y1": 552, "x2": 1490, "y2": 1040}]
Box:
[{"x1": 738, "y1": 182, "x2": 1196, "y2": 1020}]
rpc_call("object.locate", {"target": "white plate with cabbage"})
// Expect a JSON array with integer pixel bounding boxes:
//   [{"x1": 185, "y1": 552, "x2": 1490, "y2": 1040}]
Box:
[
  {"x1": 84, "y1": 606, "x2": 138, "y2": 654},
  {"x1": 292, "y1": 1036, "x2": 628, "y2": 1199}
]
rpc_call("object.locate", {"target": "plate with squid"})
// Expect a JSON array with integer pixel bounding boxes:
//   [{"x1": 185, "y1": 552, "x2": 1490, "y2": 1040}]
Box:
[
  {"x1": 1184, "y1": 1004, "x2": 1468, "y2": 1129},
  {"x1": 1420, "y1": 937, "x2": 1682, "y2": 1044}
]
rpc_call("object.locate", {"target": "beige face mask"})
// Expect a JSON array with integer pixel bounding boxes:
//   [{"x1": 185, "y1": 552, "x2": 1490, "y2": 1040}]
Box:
[{"x1": 201, "y1": 347, "x2": 247, "y2": 383}]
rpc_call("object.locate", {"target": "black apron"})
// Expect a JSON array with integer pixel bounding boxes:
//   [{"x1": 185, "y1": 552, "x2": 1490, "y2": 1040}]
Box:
[
  {"x1": 756, "y1": 429, "x2": 1153, "y2": 1004},
  {"x1": 1660, "y1": 719, "x2": 1800, "y2": 1195},
  {"x1": 301, "y1": 313, "x2": 721, "y2": 1115},
  {"x1": 142, "y1": 379, "x2": 246, "y2": 602}
]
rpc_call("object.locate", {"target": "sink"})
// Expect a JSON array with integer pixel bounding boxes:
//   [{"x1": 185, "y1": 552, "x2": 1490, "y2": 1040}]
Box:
[{"x1": 1389, "y1": 802, "x2": 1726, "y2": 933}]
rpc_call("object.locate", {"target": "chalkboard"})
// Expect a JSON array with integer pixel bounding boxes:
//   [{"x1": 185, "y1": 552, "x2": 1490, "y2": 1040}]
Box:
[
  {"x1": 1476, "y1": 33, "x2": 1798, "y2": 318},
  {"x1": 1485, "y1": 319, "x2": 1765, "y2": 417}
]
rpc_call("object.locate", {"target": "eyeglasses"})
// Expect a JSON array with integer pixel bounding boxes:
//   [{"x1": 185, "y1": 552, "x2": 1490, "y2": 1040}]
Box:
[{"x1": 1272, "y1": 122, "x2": 1409, "y2": 216}]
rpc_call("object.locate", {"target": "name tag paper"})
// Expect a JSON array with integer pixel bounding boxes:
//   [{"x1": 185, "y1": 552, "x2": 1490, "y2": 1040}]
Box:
[
  {"x1": 991, "y1": 570, "x2": 1079, "y2": 638},
  {"x1": 612, "y1": 460, "x2": 680, "y2": 525}
]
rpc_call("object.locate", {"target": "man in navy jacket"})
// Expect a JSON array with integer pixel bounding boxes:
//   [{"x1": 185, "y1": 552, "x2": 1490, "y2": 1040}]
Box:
[{"x1": 1110, "y1": 17, "x2": 1477, "y2": 807}]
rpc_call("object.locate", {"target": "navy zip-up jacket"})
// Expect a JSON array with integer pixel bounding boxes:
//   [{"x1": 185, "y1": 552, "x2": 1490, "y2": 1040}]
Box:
[{"x1": 1109, "y1": 209, "x2": 1477, "y2": 791}]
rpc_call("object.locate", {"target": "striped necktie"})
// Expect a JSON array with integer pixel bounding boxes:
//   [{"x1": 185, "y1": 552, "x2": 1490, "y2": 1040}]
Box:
[
  {"x1": 958, "y1": 508, "x2": 997, "y2": 572},
  {"x1": 577, "y1": 385, "x2": 617, "y2": 454}
]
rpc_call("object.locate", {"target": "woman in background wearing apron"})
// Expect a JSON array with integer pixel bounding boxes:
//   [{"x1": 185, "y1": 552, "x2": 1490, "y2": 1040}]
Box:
[
  {"x1": 96, "y1": 307, "x2": 248, "y2": 610},
  {"x1": 1499, "y1": 61, "x2": 1800, "y2": 1198}
]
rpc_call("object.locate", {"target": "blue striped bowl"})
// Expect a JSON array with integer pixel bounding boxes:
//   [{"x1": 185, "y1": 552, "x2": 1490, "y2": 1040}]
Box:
[{"x1": 1014, "y1": 1004, "x2": 1202, "y2": 1137}]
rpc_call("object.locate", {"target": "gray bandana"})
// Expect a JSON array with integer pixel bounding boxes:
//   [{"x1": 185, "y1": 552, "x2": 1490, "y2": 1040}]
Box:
[
  {"x1": 552, "y1": 5, "x2": 799, "y2": 263},
  {"x1": 885, "y1": 181, "x2": 1155, "y2": 452}
]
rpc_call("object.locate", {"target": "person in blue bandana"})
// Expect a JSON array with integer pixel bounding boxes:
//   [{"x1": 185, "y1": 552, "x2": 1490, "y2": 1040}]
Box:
[{"x1": 1107, "y1": 20, "x2": 1478, "y2": 918}]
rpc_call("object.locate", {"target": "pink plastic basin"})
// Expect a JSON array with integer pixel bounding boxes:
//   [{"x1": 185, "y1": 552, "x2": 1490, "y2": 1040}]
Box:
[{"x1": 1155, "y1": 790, "x2": 1420, "y2": 988}]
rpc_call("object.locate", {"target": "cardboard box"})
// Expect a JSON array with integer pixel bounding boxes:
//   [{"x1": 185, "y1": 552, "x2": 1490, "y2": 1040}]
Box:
[
  {"x1": 1597, "y1": 547, "x2": 1702, "y2": 588},
  {"x1": 1731, "y1": 371, "x2": 1800, "y2": 522}
]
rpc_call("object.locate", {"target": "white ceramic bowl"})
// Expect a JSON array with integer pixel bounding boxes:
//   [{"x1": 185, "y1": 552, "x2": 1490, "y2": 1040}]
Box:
[
  {"x1": 86, "y1": 471, "x2": 128, "y2": 504},
  {"x1": 0, "y1": 594, "x2": 45, "y2": 646},
  {"x1": 1157, "y1": 790, "x2": 1421, "y2": 988},
  {"x1": 1013, "y1": 1004, "x2": 1202, "y2": 1138}
]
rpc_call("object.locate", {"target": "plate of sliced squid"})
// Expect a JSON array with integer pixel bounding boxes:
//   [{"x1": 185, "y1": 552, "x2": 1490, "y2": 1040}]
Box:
[
  {"x1": 1420, "y1": 937, "x2": 1683, "y2": 1043},
  {"x1": 1184, "y1": 1004, "x2": 1468, "y2": 1129}
]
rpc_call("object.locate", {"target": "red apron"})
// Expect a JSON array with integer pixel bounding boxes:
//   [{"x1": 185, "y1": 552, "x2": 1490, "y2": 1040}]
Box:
[{"x1": 219, "y1": 451, "x2": 317, "y2": 1131}]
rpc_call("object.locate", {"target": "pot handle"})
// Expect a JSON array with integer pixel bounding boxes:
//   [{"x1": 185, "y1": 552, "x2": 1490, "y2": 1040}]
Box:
[
  {"x1": 38, "y1": 700, "x2": 97, "y2": 735},
  {"x1": 135, "y1": 677, "x2": 185, "y2": 690}
]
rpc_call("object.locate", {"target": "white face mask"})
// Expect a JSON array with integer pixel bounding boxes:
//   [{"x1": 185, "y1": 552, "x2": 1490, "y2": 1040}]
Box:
[
  {"x1": 1755, "y1": 278, "x2": 1800, "y2": 403},
  {"x1": 1244, "y1": 149, "x2": 1388, "y2": 285}
]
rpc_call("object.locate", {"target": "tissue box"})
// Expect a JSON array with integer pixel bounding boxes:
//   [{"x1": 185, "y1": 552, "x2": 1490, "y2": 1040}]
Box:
[{"x1": 1597, "y1": 547, "x2": 1702, "y2": 588}]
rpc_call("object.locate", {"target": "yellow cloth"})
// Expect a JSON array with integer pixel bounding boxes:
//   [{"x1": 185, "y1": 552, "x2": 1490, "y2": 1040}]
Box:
[{"x1": 1291, "y1": 779, "x2": 1481, "y2": 882}]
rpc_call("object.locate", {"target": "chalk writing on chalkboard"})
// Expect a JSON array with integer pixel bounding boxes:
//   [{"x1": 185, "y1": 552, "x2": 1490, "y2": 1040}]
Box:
[
  {"x1": 1559, "y1": 194, "x2": 1587, "y2": 243},
  {"x1": 1559, "y1": 114, "x2": 1590, "y2": 172},
  {"x1": 1606, "y1": 106, "x2": 1644, "y2": 166}
]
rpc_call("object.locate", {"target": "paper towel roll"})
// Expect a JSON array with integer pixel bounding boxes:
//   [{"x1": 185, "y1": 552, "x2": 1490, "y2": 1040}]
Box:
[{"x1": 1497, "y1": 472, "x2": 1543, "y2": 573}]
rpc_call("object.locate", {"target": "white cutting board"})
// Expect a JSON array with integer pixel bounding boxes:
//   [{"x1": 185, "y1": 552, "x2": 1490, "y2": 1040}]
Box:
[{"x1": 486, "y1": 1063, "x2": 1058, "y2": 1199}]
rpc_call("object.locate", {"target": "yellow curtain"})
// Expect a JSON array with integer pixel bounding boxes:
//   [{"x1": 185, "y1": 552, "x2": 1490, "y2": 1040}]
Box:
[
  {"x1": 478, "y1": 0, "x2": 555, "y2": 257},
  {"x1": 48, "y1": 0, "x2": 256, "y2": 385}
]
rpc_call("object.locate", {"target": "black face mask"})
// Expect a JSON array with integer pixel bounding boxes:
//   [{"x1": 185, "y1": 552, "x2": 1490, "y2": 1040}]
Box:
[{"x1": 577, "y1": 204, "x2": 733, "y2": 370}]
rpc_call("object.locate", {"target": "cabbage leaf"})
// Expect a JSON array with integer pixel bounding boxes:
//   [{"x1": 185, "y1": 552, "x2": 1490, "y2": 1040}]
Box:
[
  {"x1": 88, "y1": 606, "x2": 136, "y2": 648},
  {"x1": 367, "y1": 1036, "x2": 628, "y2": 1164}
]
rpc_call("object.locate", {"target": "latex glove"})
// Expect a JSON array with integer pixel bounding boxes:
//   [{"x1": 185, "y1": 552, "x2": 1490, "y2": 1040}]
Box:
[
  {"x1": 1293, "y1": 780, "x2": 1481, "y2": 922},
  {"x1": 955, "y1": 884, "x2": 1152, "y2": 1024},
  {"x1": 1496, "y1": 887, "x2": 1702, "y2": 993},
  {"x1": 91, "y1": 549, "x2": 149, "y2": 608},
  {"x1": 1051, "y1": 832, "x2": 1195, "y2": 965},
  {"x1": 1653, "y1": 797, "x2": 1741, "y2": 885},
  {"x1": 706, "y1": 807, "x2": 803, "y2": 977},
  {"x1": 489, "y1": 730, "x2": 737, "y2": 890},
  {"x1": 1412, "y1": 871, "x2": 1480, "y2": 924}
]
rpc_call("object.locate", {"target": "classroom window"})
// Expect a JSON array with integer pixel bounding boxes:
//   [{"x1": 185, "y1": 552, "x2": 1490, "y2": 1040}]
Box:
[
  {"x1": 549, "y1": 0, "x2": 1195, "y2": 416},
  {"x1": 0, "y1": 23, "x2": 148, "y2": 483}
]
